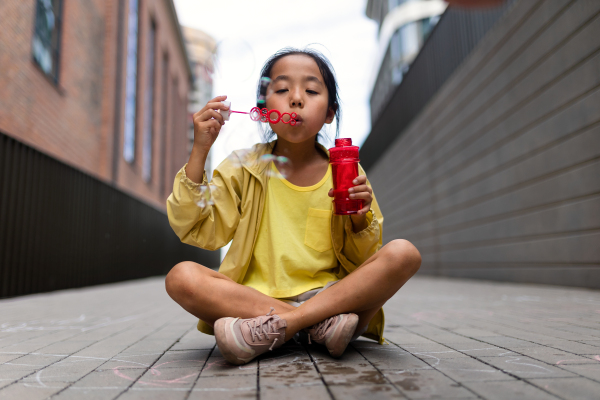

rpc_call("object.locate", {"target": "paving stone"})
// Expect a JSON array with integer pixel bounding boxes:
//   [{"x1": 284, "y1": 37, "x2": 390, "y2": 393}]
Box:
[
  {"x1": 0, "y1": 354, "x2": 62, "y2": 371},
  {"x1": 544, "y1": 340, "x2": 600, "y2": 355},
  {"x1": 389, "y1": 342, "x2": 454, "y2": 354},
  {"x1": 577, "y1": 339, "x2": 600, "y2": 346},
  {"x1": 199, "y1": 351, "x2": 257, "y2": 378},
  {"x1": 189, "y1": 375, "x2": 256, "y2": 399},
  {"x1": 512, "y1": 347, "x2": 599, "y2": 365},
  {"x1": 262, "y1": 384, "x2": 332, "y2": 400},
  {"x1": 118, "y1": 387, "x2": 188, "y2": 400},
  {"x1": 21, "y1": 359, "x2": 106, "y2": 383},
  {"x1": 35, "y1": 340, "x2": 98, "y2": 355},
  {"x1": 259, "y1": 345, "x2": 321, "y2": 387},
  {"x1": 170, "y1": 330, "x2": 216, "y2": 350},
  {"x1": 0, "y1": 382, "x2": 67, "y2": 399},
  {"x1": 0, "y1": 353, "x2": 28, "y2": 364},
  {"x1": 329, "y1": 384, "x2": 405, "y2": 399},
  {"x1": 68, "y1": 368, "x2": 146, "y2": 388},
  {"x1": 528, "y1": 377, "x2": 600, "y2": 399},
  {"x1": 116, "y1": 366, "x2": 201, "y2": 399},
  {"x1": 478, "y1": 336, "x2": 537, "y2": 348},
  {"x1": 423, "y1": 357, "x2": 511, "y2": 382},
  {"x1": 478, "y1": 355, "x2": 577, "y2": 379},
  {"x1": 557, "y1": 363, "x2": 600, "y2": 382},
  {"x1": 464, "y1": 380, "x2": 559, "y2": 400},
  {"x1": 97, "y1": 353, "x2": 163, "y2": 370},
  {"x1": 311, "y1": 346, "x2": 388, "y2": 386},
  {"x1": 384, "y1": 369, "x2": 479, "y2": 399},
  {"x1": 0, "y1": 369, "x2": 37, "y2": 389},
  {"x1": 52, "y1": 387, "x2": 124, "y2": 400},
  {"x1": 352, "y1": 342, "x2": 432, "y2": 370},
  {"x1": 153, "y1": 349, "x2": 211, "y2": 369}
]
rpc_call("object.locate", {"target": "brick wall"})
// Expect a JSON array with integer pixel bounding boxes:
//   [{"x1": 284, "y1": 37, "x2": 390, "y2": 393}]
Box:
[
  {"x1": 368, "y1": 0, "x2": 600, "y2": 288},
  {"x1": 0, "y1": 0, "x2": 192, "y2": 211}
]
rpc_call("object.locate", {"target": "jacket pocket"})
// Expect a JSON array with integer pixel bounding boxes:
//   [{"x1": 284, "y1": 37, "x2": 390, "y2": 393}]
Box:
[{"x1": 304, "y1": 208, "x2": 333, "y2": 252}]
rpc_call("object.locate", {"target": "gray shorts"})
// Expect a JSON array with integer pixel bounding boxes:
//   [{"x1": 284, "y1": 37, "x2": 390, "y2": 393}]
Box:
[{"x1": 278, "y1": 280, "x2": 368, "y2": 341}]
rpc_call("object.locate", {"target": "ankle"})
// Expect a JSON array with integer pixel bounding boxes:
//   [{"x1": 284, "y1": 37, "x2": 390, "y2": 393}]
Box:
[{"x1": 278, "y1": 310, "x2": 301, "y2": 341}]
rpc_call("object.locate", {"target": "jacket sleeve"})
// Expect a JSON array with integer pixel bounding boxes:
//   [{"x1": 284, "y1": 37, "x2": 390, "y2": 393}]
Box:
[
  {"x1": 340, "y1": 165, "x2": 384, "y2": 268},
  {"x1": 166, "y1": 155, "x2": 244, "y2": 251}
]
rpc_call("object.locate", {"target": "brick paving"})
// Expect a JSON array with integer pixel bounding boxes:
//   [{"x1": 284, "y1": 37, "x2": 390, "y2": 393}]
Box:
[{"x1": 0, "y1": 276, "x2": 599, "y2": 399}]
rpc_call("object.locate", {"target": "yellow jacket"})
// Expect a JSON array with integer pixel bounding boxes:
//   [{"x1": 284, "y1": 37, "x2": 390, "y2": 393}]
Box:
[{"x1": 167, "y1": 141, "x2": 385, "y2": 343}]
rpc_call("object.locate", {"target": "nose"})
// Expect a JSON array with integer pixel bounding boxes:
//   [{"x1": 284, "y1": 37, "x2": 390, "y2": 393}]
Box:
[{"x1": 289, "y1": 89, "x2": 303, "y2": 108}]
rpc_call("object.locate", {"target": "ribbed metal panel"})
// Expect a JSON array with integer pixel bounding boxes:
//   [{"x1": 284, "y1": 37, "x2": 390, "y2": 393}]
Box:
[{"x1": 0, "y1": 131, "x2": 219, "y2": 298}]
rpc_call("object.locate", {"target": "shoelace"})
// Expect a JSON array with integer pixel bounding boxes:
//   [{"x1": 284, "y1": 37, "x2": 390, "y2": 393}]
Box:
[
  {"x1": 245, "y1": 307, "x2": 281, "y2": 351},
  {"x1": 307, "y1": 316, "x2": 336, "y2": 344}
]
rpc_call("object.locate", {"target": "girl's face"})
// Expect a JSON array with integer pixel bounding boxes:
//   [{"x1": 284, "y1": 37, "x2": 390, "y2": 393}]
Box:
[{"x1": 265, "y1": 54, "x2": 335, "y2": 143}]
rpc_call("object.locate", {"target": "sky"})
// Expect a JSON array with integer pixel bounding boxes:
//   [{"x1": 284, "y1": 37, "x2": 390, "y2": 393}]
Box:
[{"x1": 173, "y1": 0, "x2": 379, "y2": 171}]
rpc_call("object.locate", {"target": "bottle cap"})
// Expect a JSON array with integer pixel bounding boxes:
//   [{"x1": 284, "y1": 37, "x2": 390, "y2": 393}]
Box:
[{"x1": 335, "y1": 138, "x2": 352, "y2": 147}]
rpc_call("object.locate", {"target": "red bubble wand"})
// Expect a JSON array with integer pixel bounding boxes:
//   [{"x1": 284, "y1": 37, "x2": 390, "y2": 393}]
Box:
[{"x1": 220, "y1": 101, "x2": 298, "y2": 126}]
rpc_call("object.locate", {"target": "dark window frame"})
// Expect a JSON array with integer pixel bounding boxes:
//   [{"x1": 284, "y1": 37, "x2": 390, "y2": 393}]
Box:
[{"x1": 31, "y1": 0, "x2": 64, "y2": 85}]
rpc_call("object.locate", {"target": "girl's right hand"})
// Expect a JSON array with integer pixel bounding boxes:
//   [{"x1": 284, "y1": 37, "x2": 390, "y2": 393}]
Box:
[{"x1": 192, "y1": 95, "x2": 229, "y2": 153}]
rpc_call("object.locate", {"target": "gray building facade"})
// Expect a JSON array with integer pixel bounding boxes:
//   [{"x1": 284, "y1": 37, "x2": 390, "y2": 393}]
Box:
[{"x1": 363, "y1": 0, "x2": 600, "y2": 288}]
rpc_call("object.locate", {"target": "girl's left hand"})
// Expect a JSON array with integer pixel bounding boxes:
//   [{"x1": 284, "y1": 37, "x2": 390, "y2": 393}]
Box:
[{"x1": 327, "y1": 175, "x2": 373, "y2": 216}]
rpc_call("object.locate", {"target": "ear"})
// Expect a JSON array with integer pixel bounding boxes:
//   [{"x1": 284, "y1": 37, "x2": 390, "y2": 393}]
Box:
[{"x1": 325, "y1": 106, "x2": 335, "y2": 124}]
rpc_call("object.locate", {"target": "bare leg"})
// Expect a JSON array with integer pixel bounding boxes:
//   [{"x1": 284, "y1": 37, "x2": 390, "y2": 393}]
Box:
[
  {"x1": 165, "y1": 262, "x2": 296, "y2": 327},
  {"x1": 279, "y1": 239, "x2": 421, "y2": 340}
]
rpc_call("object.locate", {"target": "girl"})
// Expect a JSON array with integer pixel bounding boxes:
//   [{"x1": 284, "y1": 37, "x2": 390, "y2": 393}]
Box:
[{"x1": 165, "y1": 48, "x2": 421, "y2": 365}]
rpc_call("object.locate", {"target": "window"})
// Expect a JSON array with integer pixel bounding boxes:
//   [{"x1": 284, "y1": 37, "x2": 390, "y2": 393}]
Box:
[
  {"x1": 123, "y1": 0, "x2": 139, "y2": 163},
  {"x1": 142, "y1": 21, "x2": 156, "y2": 182},
  {"x1": 32, "y1": 0, "x2": 63, "y2": 83}
]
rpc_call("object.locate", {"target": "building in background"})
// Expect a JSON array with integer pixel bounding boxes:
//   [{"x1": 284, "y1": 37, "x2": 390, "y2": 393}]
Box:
[
  {"x1": 366, "y1": 0, "x2": 447, "y2": 123},
  {"x1": 0, "y1": 0, "x2": 219, "y2": 297},
  {"x1": 182, "y1": 26, "x2": 216, "y2": 179},
  {"x1": 362, "y1": 0, "x2": 600, "y2": 289},
  {"x1": 0, "y1": 0, "x2": 194, "y2": 210}
]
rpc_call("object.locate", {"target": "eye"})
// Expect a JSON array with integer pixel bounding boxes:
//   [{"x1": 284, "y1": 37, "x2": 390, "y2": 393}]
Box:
[
  {"x1": 276, "y1": 89, "x2": 288, "y2": 94},
  {"x1": 306, "y1": 90, "x2": 318, "y2": 95}
]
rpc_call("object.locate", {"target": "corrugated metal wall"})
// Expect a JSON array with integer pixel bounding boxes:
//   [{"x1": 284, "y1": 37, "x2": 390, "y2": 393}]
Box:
[
  {"x1": 367, "y1": 0, "x2": 600, "y2": 288},
  {"x1": 0, "y1": 131, "x2": 220, "y2": 298}
]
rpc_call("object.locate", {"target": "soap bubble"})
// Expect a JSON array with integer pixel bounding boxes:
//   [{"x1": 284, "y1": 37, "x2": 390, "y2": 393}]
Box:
[
  {"x1": 196, "y1": 184, "x2": 215, "y2": 208},
  {"x1": 260, "y1": 154, "x2": 275, "y2": 163},
  {"x1": 260, "y1": 154, "x2": 291, "y2": 179}
]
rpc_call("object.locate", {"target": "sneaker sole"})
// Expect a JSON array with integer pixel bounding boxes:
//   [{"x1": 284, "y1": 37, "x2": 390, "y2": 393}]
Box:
[
  {"x1": 214, "y1": 318, "x2": 252, "y2": 366},
  {"x1": 327, "y1": 313, "x2": 359, "y2": 358}
]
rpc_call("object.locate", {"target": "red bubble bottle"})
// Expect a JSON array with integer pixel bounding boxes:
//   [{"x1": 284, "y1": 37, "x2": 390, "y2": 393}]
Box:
[{"x1": 329, "y1": 138, "x2": 363, "y2": 215}]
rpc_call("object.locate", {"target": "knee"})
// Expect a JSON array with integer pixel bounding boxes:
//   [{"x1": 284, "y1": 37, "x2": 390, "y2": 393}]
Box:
[
  {"x1": 381, "y1": 239, "x2": 421, "y2": 276},
  {"x1": 165, "y1": 261, "x2": 201, "y2": 300}
]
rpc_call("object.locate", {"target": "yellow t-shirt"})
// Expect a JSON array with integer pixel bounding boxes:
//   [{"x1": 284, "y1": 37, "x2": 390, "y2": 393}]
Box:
[{"x1": 242, "y1": 162, "x2": 339, "y2": 298}]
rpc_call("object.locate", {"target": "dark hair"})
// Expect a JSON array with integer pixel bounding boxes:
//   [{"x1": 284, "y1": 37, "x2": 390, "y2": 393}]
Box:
[{"x1": 257, "y1": 47, "x2": 341, "y2": 144}]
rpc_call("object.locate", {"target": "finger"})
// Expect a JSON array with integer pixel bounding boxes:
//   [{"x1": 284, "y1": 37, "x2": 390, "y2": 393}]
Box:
[
  {"x1": 208, "y1": 95, "x2": 227, "y2": 104},
  {"x1": 195, "y1": 97, "x2": 229, "y2": 117},
  {"x1": 209, "y1": 119, "x2": 222, "y2": 133},
  {"x1": 348, "y1": 185, "x2": 372, "y2": 194},
  {"x1": 197, "y1": 109, "x2": 225, "y2": 125},
  {"x1": 357, "y1": 205, "x2": 371, "y2": 215},
  {"x1": 328, "y1": 188, "x2": 334, "y2": 198},
  {"x1": 349, "y1": 192, "x2": 372, "y2": 201},
  {"x1": 206, "y1": 100, "x2": 230, "y2": 111},
  {"x1": 352, "y1": 175, "x2": 367, "y2": 185}
]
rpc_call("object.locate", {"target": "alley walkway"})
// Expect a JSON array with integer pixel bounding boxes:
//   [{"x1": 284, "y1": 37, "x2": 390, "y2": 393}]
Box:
[{"x1": 1, "y1": 276, "x2": 599, "y2": 400}]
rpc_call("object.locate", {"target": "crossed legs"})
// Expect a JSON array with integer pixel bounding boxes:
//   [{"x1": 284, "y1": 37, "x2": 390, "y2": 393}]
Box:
[{"x1": 165, "y1": 239, "x2": 421, "y2": 341}]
